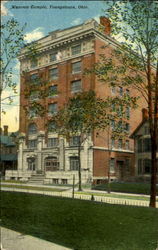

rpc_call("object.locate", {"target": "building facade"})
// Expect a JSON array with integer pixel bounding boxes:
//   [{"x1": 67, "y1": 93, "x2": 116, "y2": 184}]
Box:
[{"x1": 5, "y1": 17, "x2": 145, "y2": 184}]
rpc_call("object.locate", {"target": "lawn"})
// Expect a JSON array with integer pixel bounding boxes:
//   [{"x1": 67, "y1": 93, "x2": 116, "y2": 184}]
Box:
[
  {"x1": 1, "y1": 191, "x2": 158, "y2": 250},
  {"x1": 1, "y1": 184, "x2": 65, "y2": 192},
  {"x1": 92, "y1": 182, "x2": 158, "y2": 195}
]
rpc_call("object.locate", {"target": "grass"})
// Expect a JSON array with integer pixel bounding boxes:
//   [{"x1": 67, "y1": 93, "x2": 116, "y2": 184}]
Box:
[
  {"x1": 1, "y1": 184, "x2": 65, "y2": 192},
  {"x1": 1, "y1": 191, "x2": 158, "y2": 250},
  {"x1": 92, "y1": 182, "x2": 158, "y2": 195}
]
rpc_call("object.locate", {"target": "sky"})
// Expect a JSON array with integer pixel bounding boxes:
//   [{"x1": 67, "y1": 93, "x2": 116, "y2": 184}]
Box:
[{"x1": 1, "y1": 0, "x2": 110, "y2": 132}]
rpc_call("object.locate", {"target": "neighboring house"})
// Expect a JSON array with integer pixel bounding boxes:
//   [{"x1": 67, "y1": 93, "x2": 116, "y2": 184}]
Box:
[
  {"x1": 0, "y1": 126, "x2": 18, "y2": 178},
  {"x1": 130, "y1": 109, "x2": 158, "y2": 180},
  {"x1": 5, "y1": 17, "x2": 145, "y2": 184}
]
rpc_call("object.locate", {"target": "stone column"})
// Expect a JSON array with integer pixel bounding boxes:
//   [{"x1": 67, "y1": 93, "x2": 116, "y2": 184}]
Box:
[
  {"x1": 37, "y1": 131, "x2": 44, "y2": 173},
  {"x1": 59, "y1": 138, "x2": 65, "y2": 170},
  {"x1": 17, "y1": 133, "x2": 25, "y2": 171}
]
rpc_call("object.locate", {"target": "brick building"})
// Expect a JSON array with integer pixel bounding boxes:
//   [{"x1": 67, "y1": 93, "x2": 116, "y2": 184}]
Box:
[{"x1": 5, "y1": 17, "x2": 145, "y2": 184}]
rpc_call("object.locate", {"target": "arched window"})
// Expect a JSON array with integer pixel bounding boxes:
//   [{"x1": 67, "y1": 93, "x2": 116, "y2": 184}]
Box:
[
  {"x1": 45, "y1": 157, "x2": 59, "y2": 171},
  {"x1": 28, "y1": 123, "x2": 37, "y2": 134}
]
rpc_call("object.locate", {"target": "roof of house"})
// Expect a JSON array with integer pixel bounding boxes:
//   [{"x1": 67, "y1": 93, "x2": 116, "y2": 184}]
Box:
[
  {"x1": 0, "y1": 135, "x2": 16, "y2": 146},
  {"x1": 130, "y1": 119, "x2": 148, "y2": 138}
]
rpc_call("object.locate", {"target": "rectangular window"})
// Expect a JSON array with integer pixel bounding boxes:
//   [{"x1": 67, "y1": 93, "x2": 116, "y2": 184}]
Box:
[
  {"x1": 125, "y1": 123, "x2": 130, "y2": 133},
  {"x1": 111, "y1": 138, "x2": 115, "y2": 148},
  {"x1": 48, "y1": 103, "x2": 57, "y2": 115},
  {"x1": 70, "y1": 136, "x2": 80, "y2": 146},
  {"x1": 30, "y1": 90, "x2": 40, "y2": 101},
  {"x1": 50, "y1": 52, "x2": 57, "y2": 62},
  {"x1": 72, "y1": 61, "x2": 81, "y2": 74},
  {"x1": 61, "y1": 179, "x2": 68, "y2": 184},
  {"x1": 53, "y1": 178, "x2": 59, "y2": 184},
  {"x1": 119, "y1": 87, "x2": 123, "y2": 96},
  {"x1": 110, "y1": 158, "x2": 115, "y2": 172},
  {"x1": 30, "y1": 73, "x2": 40, "y2": 85},
  {"x1": 111, "y1": 86, "x2": 116, "y2": 95},
  {"x1": 28, "y1": 140, "x2": 37, "y2": 149},
  {"x1": 125, "y1": 140, "x2": 129, "y2": 150},
  {"x1": 49, "y1": 68, "x2": 58, "y2": 80},
  {"x1": 138, "y1": 159, "x2": 142, "y2": 174},
  {"x1": 138, "y1": 139, "x2": 142, "y2": 152},
  {"x1": 118, "y1": 139, "x2": 123, "y2": 149},
  {"x1": 30, "y1": 59, "x2": 38, "y2": 68},
  {"x1": 70, "y1": 156, "x2": 79, "y2": 171},
  {"x1": 71, "y1": 80, "x2": 82, "y2": 93},
  {"x1": 126, "y1": 107, "x2": 130, "y2": 119},
  {"x1": 144, "y1": 126, "x2": 150, "y2": 135},
  {"x1": 29, "y1": 108, "x2": 38, "y2": 118},
  {"x1": 143, "y1": 138, "x2": 151, "y2": 152},
  {"x1": 48, "y1": 138, "x2": 59, "y2": 147},
  {"x1": 111, "y1": 120, "x2": 115, "y2": 130},
  {"x1": 143, "y1": 159, "x2": 151, "y2": 174},
  {"x1": 48, "y1": 85, "x2": 58, "y2": 97},
  {"x1": 71, "y1": 44, "x2": 81, "y2": 55}
]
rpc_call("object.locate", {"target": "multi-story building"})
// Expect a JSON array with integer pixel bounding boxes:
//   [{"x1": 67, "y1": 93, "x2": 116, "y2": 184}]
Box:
[{"x1": 5, "y1": 17, "x2": 145, "y2": 184}]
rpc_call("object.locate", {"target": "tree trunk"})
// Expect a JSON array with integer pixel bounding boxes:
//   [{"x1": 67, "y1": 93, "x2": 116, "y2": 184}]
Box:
[{"x1": 149, "y1": 133, "x2": 157, "y2": 208}]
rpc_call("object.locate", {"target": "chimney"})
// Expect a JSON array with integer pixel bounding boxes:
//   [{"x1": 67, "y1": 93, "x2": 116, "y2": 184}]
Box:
[
  {"x1": 3, "y1": 125, "x2": 8, "y2": 136},
  {"x1": 142, "y1": 108, "x2": 148, "y2": 121},
  {"x1": 100, "y1": 16, "x2": 111, "y2": 35}
]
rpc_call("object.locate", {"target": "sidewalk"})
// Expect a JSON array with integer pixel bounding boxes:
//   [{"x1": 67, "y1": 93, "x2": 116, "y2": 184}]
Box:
[{"x1": 0, "y1": 227, "x2": 72, "y2": 250}]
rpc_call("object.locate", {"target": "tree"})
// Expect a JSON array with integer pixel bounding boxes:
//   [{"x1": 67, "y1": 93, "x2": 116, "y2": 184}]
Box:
[
  {"x1": 0, "y1": 18, "x2": 25, "y2": 117},
  {"x1": 92, "y1": 0, "x2": 158, "y2": 207},
  {"x1": 50, "y1": 90, "x2": 137, "y2": 191}
]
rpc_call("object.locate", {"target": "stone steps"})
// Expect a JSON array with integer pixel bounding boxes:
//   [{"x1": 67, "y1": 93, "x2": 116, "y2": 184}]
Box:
[{"x1": 28, "y1": 174, "x2": 45, "y2": 184}]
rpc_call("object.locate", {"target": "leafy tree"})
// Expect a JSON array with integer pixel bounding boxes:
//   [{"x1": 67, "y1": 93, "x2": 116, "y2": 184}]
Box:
[
  {"x1": 0, "y1": 18, "x2": 25, "y2": 117},
  {"x1": 92, "y1": 0, "x2": 158, "y2": 207},
  {"x1": 51, "y1": 90, "x2": 137, "y2": 191}
]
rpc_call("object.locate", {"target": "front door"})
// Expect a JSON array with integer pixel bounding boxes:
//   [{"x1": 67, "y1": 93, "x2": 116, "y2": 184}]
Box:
[{"x1": 117, "y1": 161, "x2": 124, "y2": 181}]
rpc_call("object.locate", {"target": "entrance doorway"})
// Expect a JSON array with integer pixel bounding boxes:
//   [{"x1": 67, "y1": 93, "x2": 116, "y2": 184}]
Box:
[{"x1": 117, "y1": 161, "x2": 124, "y2": 180}]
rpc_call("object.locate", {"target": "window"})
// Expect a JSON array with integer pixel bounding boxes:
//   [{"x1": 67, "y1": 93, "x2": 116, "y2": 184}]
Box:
[
  {"x1": 71, "y1": 80, "x2": 82, "y2": 93},
  {"x1": 48, "y1": 138, "x2": 59, "y2": 147},
  {"x1": 49, "y1": 68, "x2": 58, "y2": 80},
  {"x1": 48, "y1": 85, "x2": 58, "y2": 97},
  {"x1": 111, "y1": 103, "x2": 116, "y2": 112},
  {"x1": 138, "y1": 139, "x2": 142, "y2": 152},
  {"x1": 138, "y1": 159, "x2": 143, "y2": 174},
  {"x1": 111, "y1": 138, "x2": 115, "y2": 148},
  {"x1": 53, "y1": 178, "x2": 59, "y2": 184},
  {"x1": 118, "y1": 139, "x2": 123, "y2": 149},
  {"x1": 28, "y1": 123, "x2": 37, "y2": 134},
  {"x1": 28, "y1": 140, "x2": 37, "y2": 149},
  {"x1": 61, "y1": 179, "x2": 67, "y2": 185},
  {"x1": 48, "y1": 103, "x2": 57, "y2": 115},
  {"x1": 48, "y1": 121, "x2": 56, "y2": 132},
  {"x1": 119, "y1": 87, "x2": 123, "y2": 96},
  {"x1": 72, "y1": 61, "x2": 81, "y2": 73},
  {"x1": 125, "y1": 123, "x2": 130, "y2": 133},
  {"x1": 30, "y1": 73, "x2": 40, "y2": 84},
  {"x1": 30, "y1": 90, "x2": 40, "y2": 101},
  {"x1": 50, "y1": 52, "x2": 57, "y2": 62},
  {"x1": 143, "y1": 159, "x2": 151, "y2": 174},
  {"x1": 29, "y1": 108, "x2": 38, "y2": 118},
  {"x1": 118, "y1": 106, "x2": 123, "y2": 116},
  {"x1": 71, "y1": 44, "x2": 81, "y2": 55},
  {"x1": 70, "y1": 156, "x2": 79, "y2": 170},
  {"x1": 30, "y1": 59, "x2": 38, "y2": 68},
  {"x1": 27, "y1": 157, "x2": 36, "y2": 171},
  {"x1": 45, "y1": 157, "x2": 59, "y2": 171},
  {"x1": 111, "y1": 120, "x2": 115, "y2": 130},
  {"x1": 126, "y1": 107, "x2": 130, "y2": 119},
  {"x1": 110, "y1": 158, "x2": 115, "y2": 172},
  {"x1": 143, "y1": 138, "x2": 151, "y2": 152},
  {"x1": 70, "y1": 136, "x2": 80, "y2": 146},
  {"x1": 125, "y1": 140, "x2": 129, "y2": 150},
  {"x1": 111, "y1": 86, "x2": 116, "y2": 95}
]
